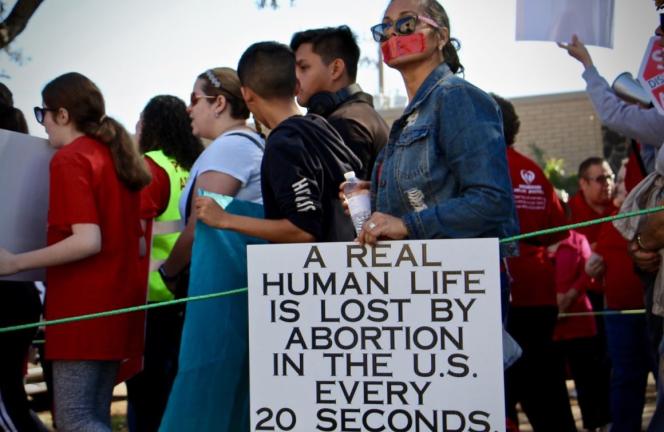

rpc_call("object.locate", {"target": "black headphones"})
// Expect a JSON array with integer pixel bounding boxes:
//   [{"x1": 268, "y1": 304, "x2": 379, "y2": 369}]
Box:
[{"x1": 307, "y1": 83, "x2": 364, "y2": 117}]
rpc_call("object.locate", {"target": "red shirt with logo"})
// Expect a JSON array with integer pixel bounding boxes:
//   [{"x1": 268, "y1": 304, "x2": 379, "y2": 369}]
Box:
[{"x1": 506, "y1": 147, "x2": 569, "y2": 307}]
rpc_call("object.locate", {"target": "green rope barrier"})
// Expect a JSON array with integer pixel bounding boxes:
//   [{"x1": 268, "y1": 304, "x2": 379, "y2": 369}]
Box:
[
  {"x1": 500, "y1": 205, "x2": 664, "y2": 243},
  {"x1": 3, "y1": 204, "x2": 664, "y2": 335},
  {"x1": 0, "y1": 287, "x2": 248, "y2": 334}
]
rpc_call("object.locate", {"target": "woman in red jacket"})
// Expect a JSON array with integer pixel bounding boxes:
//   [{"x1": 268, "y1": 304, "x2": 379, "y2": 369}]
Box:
[{"x1": 0, "y1": 72, "x2": 151, "y2": 432}]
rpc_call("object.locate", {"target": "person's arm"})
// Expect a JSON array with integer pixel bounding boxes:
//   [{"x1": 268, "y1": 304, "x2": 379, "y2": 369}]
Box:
[
  {"x1": 160, "y1": 171, "x2": 241, "y2": 278},
  {"x1": 194, "y1": 196, "x2": 314, "y2": 243},
  {"x1": 555, "y1": 244, "x2": 594, "y2": 312},
  {"x1": 561, "y1": 35, "x2": 664, "y2": 147},
  {"x1": 0, "y1": 224, "x2": 101, "y2": 275}
]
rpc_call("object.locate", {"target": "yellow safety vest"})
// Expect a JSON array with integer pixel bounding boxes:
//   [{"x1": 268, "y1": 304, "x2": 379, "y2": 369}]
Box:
[{"x1": 146, "y1": 150, "x2": 189, "y2": 302}]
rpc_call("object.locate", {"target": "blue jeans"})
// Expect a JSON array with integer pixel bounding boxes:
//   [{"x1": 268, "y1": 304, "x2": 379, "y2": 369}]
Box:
[{"x1": 605, "y1": 313, "x2": 654, "y2": 431}]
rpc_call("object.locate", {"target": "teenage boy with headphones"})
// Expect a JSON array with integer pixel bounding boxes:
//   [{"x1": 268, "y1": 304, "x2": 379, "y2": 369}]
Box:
[{"x1": 291, "y1": 26, "x2": 388, "y2": 180}]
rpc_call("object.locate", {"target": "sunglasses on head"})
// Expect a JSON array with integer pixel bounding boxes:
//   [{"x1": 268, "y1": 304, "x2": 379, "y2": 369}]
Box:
[
  {"x1": 189, "y1": 92, "x2": 216, "y2": 107},
  {"x1": 33, "y1": 106, "x2": 57, "y2": 124},
  {"x1": 370, "y1": 15, "x2": 440, "y2": 43}
]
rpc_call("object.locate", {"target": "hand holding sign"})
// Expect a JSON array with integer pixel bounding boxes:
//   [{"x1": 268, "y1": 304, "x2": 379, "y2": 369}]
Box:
[{"x1": 558, "y1": 35, "x2": 594, "y2": 69}]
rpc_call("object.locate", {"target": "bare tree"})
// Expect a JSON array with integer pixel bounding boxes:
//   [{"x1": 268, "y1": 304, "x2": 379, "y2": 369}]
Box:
[{"x1": 0, "y1": 0, "x2": 44, "y2": 51}]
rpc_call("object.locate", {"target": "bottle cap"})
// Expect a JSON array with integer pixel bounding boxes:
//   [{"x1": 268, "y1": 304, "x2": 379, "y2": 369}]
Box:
[{"x1": 344, "y1": 171, "x2": 356, "y2": 180}]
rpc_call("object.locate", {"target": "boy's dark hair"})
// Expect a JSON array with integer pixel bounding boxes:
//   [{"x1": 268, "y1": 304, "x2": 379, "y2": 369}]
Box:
[
  {"x1": 290, "y1": 26, "x2": 360, "y2": 81},
  {"x1": 490, "y1": 93, "x2": 520, "y2": 147},
  {"x1": 237, "y1": 42, "x2": 296, "y2": 100},
  {"x1": 578, "y1": 157, "x2": 606, "y2": 179}
]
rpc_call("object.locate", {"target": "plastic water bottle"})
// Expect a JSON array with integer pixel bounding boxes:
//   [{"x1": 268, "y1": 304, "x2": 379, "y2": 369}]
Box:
[{"x1": 343, "y1": 171, "x2": 371, "y2": 234}]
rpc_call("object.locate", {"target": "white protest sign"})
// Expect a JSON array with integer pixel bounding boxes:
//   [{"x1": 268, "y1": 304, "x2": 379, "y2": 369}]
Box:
[
  {"x1": 0, "y1": 129, "x2": 54, "y2": 281},
  {"x1": 248, "y1": 239, "x2": 505, "y2": 432},
  {"x1": 516, "y1": 0, "x2": 614, "y2": 48}
]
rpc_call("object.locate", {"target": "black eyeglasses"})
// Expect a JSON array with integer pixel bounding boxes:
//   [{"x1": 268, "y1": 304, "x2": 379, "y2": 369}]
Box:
[
  {"x1": 370, "y1": 15, "x2": 440, "y2": 43},
  {"x1": 33, "y1": 107, "x2": 57, "y2": 124},
  {"x1": 190, "y1": 92, "x2": 216, "y2": 107},
  {"x1": 585, "y1": 174, "x2": 615, "y2": 184}
]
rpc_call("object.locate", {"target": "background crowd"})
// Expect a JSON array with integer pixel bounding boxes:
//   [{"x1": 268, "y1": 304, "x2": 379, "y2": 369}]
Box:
[{"x1": 1, "y1": 0, "x2": 664, "y2": 431}]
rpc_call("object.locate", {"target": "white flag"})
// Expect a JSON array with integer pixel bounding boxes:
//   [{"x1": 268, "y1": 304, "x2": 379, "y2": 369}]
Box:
[{"x1": 516, "y1": 0, "x2": 615, "y2": 48}]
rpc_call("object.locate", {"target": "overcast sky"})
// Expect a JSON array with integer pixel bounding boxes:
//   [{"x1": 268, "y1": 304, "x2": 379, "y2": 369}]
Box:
[{"x1": 0, "y1": 0, "x2": 657, "y2": 137}]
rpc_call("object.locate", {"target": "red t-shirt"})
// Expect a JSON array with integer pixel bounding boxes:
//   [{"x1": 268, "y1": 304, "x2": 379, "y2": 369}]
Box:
[
  {"x1": 506, "y1": 147, "x2": 569, "y2": 307},
  {"x1": 45, "y1": 136, "x2": 146, "y2": 360},
  {"x1": 594, "y1": 213, "x2": 646, "y2": 310},
  {"x1": 552, "y1": 231, "x2": 597, "y2": 341},
  {"x1": 137, "y1": 156, "x2": 171, "y2": 289},
  {"x1": 568, "y1": 191, "x2": 616, "y2": 293},
  {"x1": 568, "y1": 191, "x2": 616, "y2": 245},
  {"x1": 140, "y1": 157, "x2": 170, "y2": 220}
]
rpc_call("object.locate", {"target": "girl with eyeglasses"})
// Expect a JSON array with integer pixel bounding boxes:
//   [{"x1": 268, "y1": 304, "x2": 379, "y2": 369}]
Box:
[
  {"x1": 0, "y1": 72, "x2": 151, "y2": 432},
  {"x1": 157, "y1": 68, "x2": 264, "y2": 292},
  {"x1": 158, "y1": 68, "x2": 264, "y2": 431}
]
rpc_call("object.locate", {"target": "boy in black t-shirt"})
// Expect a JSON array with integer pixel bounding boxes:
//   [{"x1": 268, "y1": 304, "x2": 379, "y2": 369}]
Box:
[{"x1": 194, "y1": 41, "x2": 361, "y2": 242}]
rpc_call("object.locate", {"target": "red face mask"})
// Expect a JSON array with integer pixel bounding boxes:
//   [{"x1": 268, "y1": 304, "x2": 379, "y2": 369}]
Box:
[{"x1": 381, "y1": 33, "x2": 426, "y2": 63}]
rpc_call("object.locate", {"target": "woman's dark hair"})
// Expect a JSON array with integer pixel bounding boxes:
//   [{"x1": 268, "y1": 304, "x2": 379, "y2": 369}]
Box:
[
  {"x1": 42, "y1": 72, "x2": 151, "y2": 190},
  {"x1": 139, "y1": 95, "x2": 204, "y2": 171},
  {"x1": 0, "y1": 83, "x2": 28, "y2": 133},
  {"x1": 416, "y1": 0, "x2": 464, "y2": 74},
  {"x1": 198, "y1": 67, "x2": 250, "y2": 120}
]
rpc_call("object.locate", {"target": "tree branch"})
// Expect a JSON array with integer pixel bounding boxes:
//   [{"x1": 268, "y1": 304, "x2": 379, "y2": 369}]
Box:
[{"x1": 0, "y1": 0, "x2": 44, "y2": 50}]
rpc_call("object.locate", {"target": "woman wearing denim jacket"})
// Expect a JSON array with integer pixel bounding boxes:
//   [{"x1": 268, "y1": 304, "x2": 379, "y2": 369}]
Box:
[{"x1": 359, "y1": 0, "x2": 518, "y2": 259}]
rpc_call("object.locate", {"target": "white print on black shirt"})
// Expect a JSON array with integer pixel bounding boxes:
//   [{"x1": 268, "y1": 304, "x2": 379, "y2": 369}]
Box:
[
  {"x1": 514, "y1": 169, "x2": 545, "y2": 211},
  {"x1": 406, "y1": 188, "x2": 428, "y2": 212},
  {"x1": 292, "y1": 177, "x2": 316, "y2": 212}
]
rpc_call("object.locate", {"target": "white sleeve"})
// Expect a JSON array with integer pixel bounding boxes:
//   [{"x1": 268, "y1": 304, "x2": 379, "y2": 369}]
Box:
[{"x1": 196, "y1": 135, "x2": 262, "y2": 185}]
